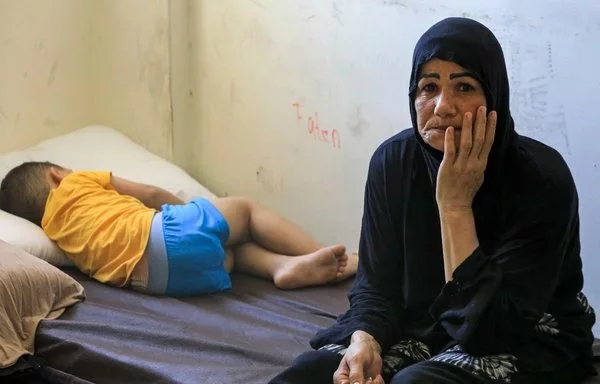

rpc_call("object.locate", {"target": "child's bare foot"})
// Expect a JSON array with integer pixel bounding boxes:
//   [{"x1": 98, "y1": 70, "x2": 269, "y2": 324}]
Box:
[
  {"x1": 334, "y1": 252, "x2": 358, "y2": 282},
  {"x1": 273, "y1": 245, "x2": 346, "y2": 290}
]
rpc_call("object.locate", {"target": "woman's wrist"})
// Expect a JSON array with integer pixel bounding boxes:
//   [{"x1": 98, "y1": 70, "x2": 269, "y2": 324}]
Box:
[
  {"x1": 438, "y1": 204, "x2": 473, "y2": 216},
  {"x1": 351, "y1": 330, "x2": 382, "y2": 355}
]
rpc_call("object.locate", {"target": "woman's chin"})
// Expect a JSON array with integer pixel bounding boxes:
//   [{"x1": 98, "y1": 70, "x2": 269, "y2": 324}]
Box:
[
  {"x1": 424, "y1": 137, "x2": 445, "y2": 152},
  {"x1": 423, "y1": 130, "x2": 461, "y2": 152},
  {"x1": 420, "y1": 130, "x2": 445, "y2": 152}
]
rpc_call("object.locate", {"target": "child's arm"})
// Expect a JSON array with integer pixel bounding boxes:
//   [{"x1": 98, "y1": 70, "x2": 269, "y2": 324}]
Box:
[{"x1": 110, "y1": 175, "x2": 185, "y2": 210}]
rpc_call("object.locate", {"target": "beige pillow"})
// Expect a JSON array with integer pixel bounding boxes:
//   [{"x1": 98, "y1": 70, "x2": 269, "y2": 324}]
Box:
[{"x1": 0, "y1": 240, "x2": 85, "y2": 368}]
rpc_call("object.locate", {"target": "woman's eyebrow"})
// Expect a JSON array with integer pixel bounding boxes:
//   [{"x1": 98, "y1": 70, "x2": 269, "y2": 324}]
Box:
[
  {"x1": 418, "y1": 71, "x2": 476, "y2": 81},
  {"x1": 419, "y1": 73, "x2": 440, "y2": 80},
  {"x1": 449, "y1": 71, "x2": 475, "y2": 80}
]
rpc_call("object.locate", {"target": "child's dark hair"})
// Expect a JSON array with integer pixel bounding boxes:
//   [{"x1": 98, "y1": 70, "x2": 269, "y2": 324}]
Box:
[{"x1": 0, "y1": 161, "x2": 62, "y2": 226}]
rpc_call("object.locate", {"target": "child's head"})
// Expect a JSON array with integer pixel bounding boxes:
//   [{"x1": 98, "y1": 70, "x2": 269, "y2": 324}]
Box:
[{"x1": 0, "y1": 161, "x2": 65, "y2": 226}]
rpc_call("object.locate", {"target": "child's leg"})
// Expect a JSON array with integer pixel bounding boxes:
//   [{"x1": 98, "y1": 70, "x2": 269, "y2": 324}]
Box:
[
  {"x1": 224, "y1": 248, "x2": 235, "y2": 273},
  {"x1": 211, "y1": 197, "x2": 357, "y2": 289},
  {"x1": 230, "y1": 242, "x2": 352, "y2": 289},
  {"x1": 212, "y1": 197, "x2": 322, "y2": 254}
]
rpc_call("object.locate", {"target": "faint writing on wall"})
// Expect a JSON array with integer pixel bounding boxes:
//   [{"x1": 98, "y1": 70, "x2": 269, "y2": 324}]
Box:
[{"x1": 292, "y1": 102, "x2": 341, "y2": 149}]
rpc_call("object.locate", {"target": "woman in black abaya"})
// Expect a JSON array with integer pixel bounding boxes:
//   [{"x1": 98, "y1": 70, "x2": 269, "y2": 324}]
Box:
[{"x1": 270, "y1": 17, "x2": 595, "y2": 384}]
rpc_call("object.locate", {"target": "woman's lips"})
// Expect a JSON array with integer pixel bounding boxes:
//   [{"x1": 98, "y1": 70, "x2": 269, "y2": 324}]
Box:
[{"x1": 429, "y1": 125, "x2": 461, "y2": 131}]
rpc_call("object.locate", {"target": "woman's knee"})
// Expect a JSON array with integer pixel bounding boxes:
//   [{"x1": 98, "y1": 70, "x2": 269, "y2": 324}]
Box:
[
  {"x1": 389, "y1": 363, "x2": 431, "y2": 384},
  {"x1": 389, "y1": 360, "x2": 484, "y2": 384},
  {"x1": 269, "y1": 350, "x2": 342, "y2": 384},
  {"x1": 292, "y1": 349, "x2": 341, "y2": 367}
]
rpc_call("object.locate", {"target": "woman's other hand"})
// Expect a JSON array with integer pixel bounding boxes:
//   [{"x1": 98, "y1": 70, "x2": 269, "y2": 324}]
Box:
[
  {"x1": 436, "y1": 106, "x2": 497, "y2": 211},
  {"x1": 333, "y1": 331, "x2": 385, "y2": 384}
]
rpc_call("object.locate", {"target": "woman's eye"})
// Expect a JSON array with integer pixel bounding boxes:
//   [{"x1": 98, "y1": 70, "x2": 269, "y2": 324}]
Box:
[
  {"x1": 457, "y1": 83, "x2": 475, "y2": 92},
  {"x1": 420, "y1": 83, "x2": 437, "y2": 93}
]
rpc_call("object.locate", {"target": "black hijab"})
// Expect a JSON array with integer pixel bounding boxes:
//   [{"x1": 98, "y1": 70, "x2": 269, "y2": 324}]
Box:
[
  {"x1": 408, "y1": 17, "x2": 519, "y2": 248},
  {"x1": 409, "y1": 17, "x2": 517, "y2": 184}
]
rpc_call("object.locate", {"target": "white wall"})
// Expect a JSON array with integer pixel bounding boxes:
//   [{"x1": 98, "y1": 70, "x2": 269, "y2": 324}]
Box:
[
  {"x1": 0, "y1": 0, "x2": 174, "y2": 160},
  {"x1": 91, "y1": 0, "x2": 173, "y2": 160},
  {"x1": 0, "y1": 0, "x2": 92, "y2": 154},
  {"x1": 186, "y1": 0, "x2": 600, "y2": 331},
  {"x1": 169, "y1": 0, "x2": 194, "y2": 168}
]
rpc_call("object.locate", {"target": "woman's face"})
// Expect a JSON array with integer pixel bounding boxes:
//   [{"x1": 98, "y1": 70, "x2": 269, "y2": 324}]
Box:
[{"x1": 414, "y1": 59, "x2": 487, "y2": 151}]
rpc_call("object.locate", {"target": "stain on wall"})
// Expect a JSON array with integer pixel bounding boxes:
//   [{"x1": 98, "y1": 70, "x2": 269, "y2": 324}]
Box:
[
  {"x1": 256, "y1": 165, "x2": 284, "y2": 194},
  {"x1": 347, "y1": 105, "x2": 368, "y2": 138}
]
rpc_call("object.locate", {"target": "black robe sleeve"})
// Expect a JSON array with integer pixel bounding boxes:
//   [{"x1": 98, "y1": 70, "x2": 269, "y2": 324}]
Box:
[
  {"x1": 311, "y1": 144, "x2": 405, "y2": 354},
  {"x1": 430, "y1": 164, "x2": 580, "y2": 356}
]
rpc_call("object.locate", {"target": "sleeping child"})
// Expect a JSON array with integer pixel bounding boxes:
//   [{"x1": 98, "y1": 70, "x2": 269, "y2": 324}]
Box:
[{"x1": 0, "y1": 162, "x2": 358, "y2": 296}]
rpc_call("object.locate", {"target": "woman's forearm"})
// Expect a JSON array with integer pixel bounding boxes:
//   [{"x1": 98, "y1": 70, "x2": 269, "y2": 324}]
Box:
[{"x1": 439, "y1": 207, "x2": 479, "y2": 282}]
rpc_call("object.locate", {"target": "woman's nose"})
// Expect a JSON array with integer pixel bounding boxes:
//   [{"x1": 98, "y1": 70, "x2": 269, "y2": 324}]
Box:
[{"x1": 434, "y1": 90, "x2": 457, "y2": 118}]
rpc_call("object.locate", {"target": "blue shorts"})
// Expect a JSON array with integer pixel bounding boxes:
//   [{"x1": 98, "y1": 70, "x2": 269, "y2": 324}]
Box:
[{"x1": 131, "y1": 197, "x2": 232, "y2": 296}]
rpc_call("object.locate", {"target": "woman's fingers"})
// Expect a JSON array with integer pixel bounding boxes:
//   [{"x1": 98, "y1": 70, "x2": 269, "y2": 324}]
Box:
[
  {"x1": 456, "y1": 111, "x2": 473, "y2": 166},
  {"x1": 437, "y1": 107, "x2": 495, "y2": 207},
  {"x1": 443, "y1": 126, "x2": 457, "y2": 164},
  {"x1": 333, "y1": 356, "x2": 351, "y2": 384},
  {"x1": 471, "y1": 106, "x2": 487, "y2": 159},
  {"x1": 348, "y1": 363, "x2": 367, "y2": 384},
  {"x1": 480, "y1": 110, "x2": 497, "y2": 160},
  {"x1": 365, "y1": 355, "x2": 383, "y2": 384}
]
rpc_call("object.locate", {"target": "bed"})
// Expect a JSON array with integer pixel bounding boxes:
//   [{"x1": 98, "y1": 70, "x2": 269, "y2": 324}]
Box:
[
  {"x1": 20, "y1": 270, "x2": 600, "y2": 384},
  {"x1": 31, "y1": 269, "x2": 353, "y2": 384},
  {"x1": 1, "y1": 126, "x2": 599, "y2": 383}
]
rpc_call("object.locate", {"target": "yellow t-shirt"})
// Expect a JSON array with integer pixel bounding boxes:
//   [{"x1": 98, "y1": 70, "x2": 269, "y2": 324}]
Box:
[{"x1": 41, "y1": 171, "x2": 156, "y2": 287}]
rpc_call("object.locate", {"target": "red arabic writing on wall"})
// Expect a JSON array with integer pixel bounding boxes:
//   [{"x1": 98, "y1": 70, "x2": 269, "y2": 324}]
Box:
[{"x1": 292, "y1": 102, "x2": 341, "y2": 149}]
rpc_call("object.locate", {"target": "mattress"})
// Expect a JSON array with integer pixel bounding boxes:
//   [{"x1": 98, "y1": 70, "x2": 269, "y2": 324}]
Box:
[
  {"x1": 30, "y1": 269, "x2": 600, "y2": 384},
  {"x1": 33, "y1": 269, "x2": 352, "y2": 384}
]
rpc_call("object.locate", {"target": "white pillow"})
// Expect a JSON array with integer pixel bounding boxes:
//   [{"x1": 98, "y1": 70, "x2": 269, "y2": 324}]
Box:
[
  {"x1": 0, "y1": 210, "x2": 72, "y2": 266},
  {"x1": 0, "y1": 125, "x2": 217, "y2": 265}
]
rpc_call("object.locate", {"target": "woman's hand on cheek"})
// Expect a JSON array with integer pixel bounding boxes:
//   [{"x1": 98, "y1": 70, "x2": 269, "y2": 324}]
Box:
[{"x1": 436, "y1": 106, "x2": 497, "y2": 211}]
